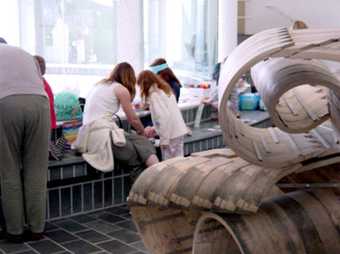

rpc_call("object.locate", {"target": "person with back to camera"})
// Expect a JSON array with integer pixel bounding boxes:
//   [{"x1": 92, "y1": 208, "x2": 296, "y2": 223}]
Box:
[
  {"x1": 73, "y1": 62, "x2": 159, "y2": 174},
  {"x1": 137, "y1": 70, "x2": 189, "y2": 160},
  {"x1": 150, "y1": 58, "x2": 182, "y2": 102},
  {"x1": 34, "y1": 55, "x2": 57, "y2": 130},
  {"x1": 0, "y1": 38, "x2": 50, "y2": 243}
]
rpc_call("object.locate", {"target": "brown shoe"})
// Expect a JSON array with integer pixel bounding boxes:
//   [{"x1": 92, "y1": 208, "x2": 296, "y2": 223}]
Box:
[{"x1": 23, "y1": 231, "x2": 44, "y2": 242}]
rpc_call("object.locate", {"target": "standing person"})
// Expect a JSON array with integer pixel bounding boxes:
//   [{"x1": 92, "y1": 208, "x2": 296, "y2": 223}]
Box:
[
  {"x1": 74, "y1": 62, "x2": 159, "y2": 173},
  {"x1": 150, "y1": 58, "x2": 182, "y2": 102},
  {"x1": 34, "y1": 55, "x2": 57, "y2": 129},
  {"x1": 0, "y1": 41, "x2": 50, "y2": 242},
  {"x1": 137, "y1": 70, "x2": 189, "y2": 160}
]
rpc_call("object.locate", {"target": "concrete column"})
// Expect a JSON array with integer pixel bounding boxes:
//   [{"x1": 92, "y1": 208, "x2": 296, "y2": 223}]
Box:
[
  {"x1": 218, "y1": 0, "x2": 238, "y2": 62},
  {"x1": 116, "y1": 0, "x2": 144, "y2": 72}
]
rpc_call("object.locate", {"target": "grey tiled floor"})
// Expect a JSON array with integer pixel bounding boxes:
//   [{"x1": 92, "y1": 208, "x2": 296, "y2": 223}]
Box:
[{"x1": 0, "y1": 205, "x2": 149, "y2": 254}]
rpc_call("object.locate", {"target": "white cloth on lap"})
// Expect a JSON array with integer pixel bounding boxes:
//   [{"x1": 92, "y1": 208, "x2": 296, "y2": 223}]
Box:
[{"x1": 73, "y1": 117, "x2": 125, "y2": 172}]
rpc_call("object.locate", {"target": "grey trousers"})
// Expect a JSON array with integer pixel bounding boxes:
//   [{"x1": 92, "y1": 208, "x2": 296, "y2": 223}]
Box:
[{"x1": 0, "y1": 95, "x2": 50, "y2": 234}]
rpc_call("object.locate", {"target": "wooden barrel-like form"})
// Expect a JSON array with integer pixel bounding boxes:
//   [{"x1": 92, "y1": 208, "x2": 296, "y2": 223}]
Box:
[
  {"x1": 218, "y1": 27, "x2": 340, "y2": 169},
  {"x1": 193, "y1": 189, "x2": 340, "y2": 254},
  {"x1": 129, "y1": 205, "x2": 201, "y2": 254},
  {"x1": 128, "y1": 27, "x2": 340, "y2": 254},
  {"x1": 250, "y1": 58, "x2": 331, "y2": 133}
]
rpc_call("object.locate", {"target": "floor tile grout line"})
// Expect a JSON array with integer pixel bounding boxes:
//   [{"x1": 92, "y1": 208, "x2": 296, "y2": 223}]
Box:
[
  {"x1": 69, "y1": 219, "x2": 143, "y2": 252},
  {"x1": 55, "y1": 238, "x2": 81, "y2": 245},
  {"x1": 11, "y1": 246, "x2": 40, "y2": 254},
  {"x1": 35, "y1": 205, "x2": 144, "y2": 253},
  {"x1": 43, "y1": 226, "x2": 107, "y2": 253},
  {"x1": 28, "y1": 238, "x2": 70, "y2": 254},
  {"x1": 94, "y1": 229, "x2": 145, "y2": 252},
  {"x1": 54, "y1": 250, "x2": 72, "y2": 254}
]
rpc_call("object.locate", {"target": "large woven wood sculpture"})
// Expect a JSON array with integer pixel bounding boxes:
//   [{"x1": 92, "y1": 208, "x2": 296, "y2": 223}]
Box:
[{"x1": 128, "y1": 28, "x2": 340, "y2": 254}]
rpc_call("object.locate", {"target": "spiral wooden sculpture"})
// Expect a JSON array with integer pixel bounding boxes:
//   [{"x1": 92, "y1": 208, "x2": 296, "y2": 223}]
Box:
[{"x1": 128, "y1": 28, "x2": 340, "y2": 254}]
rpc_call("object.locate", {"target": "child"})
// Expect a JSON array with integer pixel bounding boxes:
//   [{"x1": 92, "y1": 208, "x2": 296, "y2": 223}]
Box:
[
  {"x1": 150, "y1": 58, "x2": 181, "y2": 102},
  {"x1": 137, "y1": 70, "x2": 189, "y2": 160}
]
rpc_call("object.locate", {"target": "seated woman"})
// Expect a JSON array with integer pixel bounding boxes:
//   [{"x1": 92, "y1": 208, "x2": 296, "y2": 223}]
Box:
[
  {"x1": 150, "y1": 58, "x2": 181, "y2": 102},
  {"x1": 74, "y1": 62, "x2": 159, "y2": 173}
]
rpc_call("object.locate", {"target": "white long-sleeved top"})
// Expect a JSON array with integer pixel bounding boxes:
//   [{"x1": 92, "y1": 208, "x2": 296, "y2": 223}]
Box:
[{"x1": 147, "y1": 87, "x2": 188, "y2": 145}]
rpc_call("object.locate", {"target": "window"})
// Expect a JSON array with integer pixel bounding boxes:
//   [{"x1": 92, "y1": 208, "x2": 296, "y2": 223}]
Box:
[
  {"x1": 6, "y1": 0, "x2": 218, "y2": 87},
  {"x1": 37, "y1": 0, "x2": 116, "y2": 65},
  {"x1": 144, "y1": 0, "x2": 219, "y2": 78}
]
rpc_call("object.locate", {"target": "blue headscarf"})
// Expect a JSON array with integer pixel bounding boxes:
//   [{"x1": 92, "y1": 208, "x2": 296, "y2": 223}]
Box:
[{"x1": 149, "y1": 63, "x2": 168, "y2": 74}]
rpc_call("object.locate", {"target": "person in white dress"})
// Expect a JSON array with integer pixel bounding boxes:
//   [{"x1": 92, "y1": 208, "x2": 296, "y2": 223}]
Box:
[{"x1": 137, "y1": 70, "x2": 189, "y2": 160}]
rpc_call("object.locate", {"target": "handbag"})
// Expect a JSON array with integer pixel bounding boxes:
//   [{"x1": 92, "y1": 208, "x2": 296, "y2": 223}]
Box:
[{"x1": 111, "y1": 128, "x2": 126, "y2": 147}]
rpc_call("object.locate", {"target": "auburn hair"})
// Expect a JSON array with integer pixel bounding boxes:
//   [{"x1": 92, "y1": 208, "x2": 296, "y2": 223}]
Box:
[
  {"x1": 137, "y1": 70, "x2": 172, "y2": 100},
  {"x1": 99, "y1": 62, "x2": 136, "y2": 100},
  {"x1": 150, "y1": 58, "x2": 181, "y2": 87}
]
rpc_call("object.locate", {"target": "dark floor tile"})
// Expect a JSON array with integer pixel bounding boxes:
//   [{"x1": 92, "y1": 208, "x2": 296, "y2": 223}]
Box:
[
  {"x1": 0, "y1": 240, "x2": 30, "y2": 253},
  {"x1": 116, "y1": 220, "x2": 137, "y2": 232},
  {"x1": 76, "y1": 230, "x2": 109, "y2": 243},
  {"x1": 131, "y1": 241, "x2": 148, "y2": 252},
  {"x1": 85, "y1": 220, "x2": 121, "y2": 234},
  {"x1": 62, "y1": 239, "x2": 101, "y2": 254},
  {"x1": 29, "y1": 239, "x2": 65, "y2": 254},
  {"x1": 105, "y1": 207, "x2": 130, "y2": 216},
  {"x1": 44, "y1": 229, "x2": 78, "y2": 243},
  {"x1": 55, "y1": 219, "x2": 88, "y2": 232},
  {"x1": 108, "y1": 229, "x2": 140, "y2": 244},
  {"x1": 86, "y1": 210, "x2": 107, "y2": 219},
  {"x1": 98, "y1": 240, "x2": 136, "y2": 254},
  {"x1": 15, "y1": 251, "x2": 37, "y2": 254},
  {"x1": 98, "y1": 213, "x2": 126, "y2": 224},
  {"x1": 70, "y1": 214, "x2": 97, "y2": 224},
  {"x1": 45, "y1": 222, "x2": 59, "y2": 232},
  {"x1": 120, "y1": 213, "x2": 131, "y2": 219}
]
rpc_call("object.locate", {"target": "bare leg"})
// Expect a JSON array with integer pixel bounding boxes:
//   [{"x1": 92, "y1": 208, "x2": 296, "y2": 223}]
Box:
[{"x1": 145, "y1": 154, "x2": 159, "y2": 167}]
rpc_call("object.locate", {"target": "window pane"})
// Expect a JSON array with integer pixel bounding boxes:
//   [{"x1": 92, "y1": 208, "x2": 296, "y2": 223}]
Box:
[
  {"x1": 144, "y1": 0, "x2": 218, "y2": 77},
  {"x1": 39, "y1": 0, "x2": 116, "y2": 65}
]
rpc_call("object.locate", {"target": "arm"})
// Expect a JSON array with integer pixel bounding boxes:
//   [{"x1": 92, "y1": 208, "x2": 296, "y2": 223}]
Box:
[{"x1": 114, "y1": 85, "x2": 145, "y2": 135}]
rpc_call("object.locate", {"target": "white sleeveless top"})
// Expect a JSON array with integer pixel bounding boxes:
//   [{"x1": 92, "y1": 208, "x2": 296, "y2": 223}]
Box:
[{"x1": 83, "y1": 82, "x2": 120, "y2": 125}]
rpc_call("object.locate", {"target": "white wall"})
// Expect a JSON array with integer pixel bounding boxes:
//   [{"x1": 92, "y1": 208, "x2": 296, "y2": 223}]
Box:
[
  {"x1": 0, "y1": 0, "x2": 20, "y2": 45},
  {"x1": 244, "y1": 0, "x2": 340, "y2": 34},
  {"x1": 116, "y1": 0, "x2": 144, "y2": 72}
]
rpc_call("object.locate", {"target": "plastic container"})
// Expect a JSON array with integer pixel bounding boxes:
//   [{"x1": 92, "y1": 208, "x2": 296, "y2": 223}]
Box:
[
  {"x1": 259, "y1": 98, "x2": 267, "y2": 111},
  {"x1": 239, "y1": 93, "x2": 260, "y2": 111}
]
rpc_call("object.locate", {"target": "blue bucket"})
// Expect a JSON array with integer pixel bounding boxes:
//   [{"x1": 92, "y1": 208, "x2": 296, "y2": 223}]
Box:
[{"x1": 239, "y1": 93, "x2": 260, "y2": 111}]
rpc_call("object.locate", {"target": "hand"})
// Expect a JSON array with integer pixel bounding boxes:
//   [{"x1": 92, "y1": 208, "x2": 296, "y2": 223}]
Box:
[
  {"x1": 134, "y1": 103, "x2": 141, "y2": 110},
  {"x1": 144, "y1": 126, "x2": 156, "y2": 138}
]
